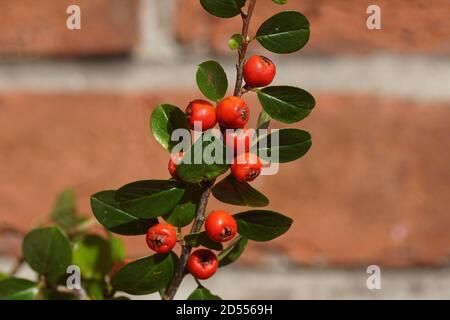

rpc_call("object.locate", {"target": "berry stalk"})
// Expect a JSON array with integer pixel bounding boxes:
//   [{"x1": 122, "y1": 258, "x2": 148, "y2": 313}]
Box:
[
  {"x1": 234, "y1": 0, "x2": 257, "y2": 97},
  {"x1": 162, "y1": 0, "x2": 258, "y2": 300}
]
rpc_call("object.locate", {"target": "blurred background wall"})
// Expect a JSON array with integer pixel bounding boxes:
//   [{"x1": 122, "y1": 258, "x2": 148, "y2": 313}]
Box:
[{"x1": 0, "y1": 0, "x2": 449, "y2": 298}]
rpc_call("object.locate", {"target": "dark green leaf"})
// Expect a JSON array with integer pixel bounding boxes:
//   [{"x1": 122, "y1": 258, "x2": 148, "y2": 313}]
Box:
[
  {"x1": 112, "y1": 253, "x2": 176, "y2": 295},
  {"x1": 184, "y1": 232, "x2": 223, "y2": 251},
  {"x1": 233, "y1": 210, "x2": 293, "y2": 241},
  {"x1": 163, "y1": 183, "x2": 202, "y2": 227},
  {"x1": 116, "y1": 180, "x2": 185, "y2": 219},
  {"x1": 212, "y1": 175, "x2": 269, "y2": 207},
  {"x1": 257, "y1": 86, "x2": 315, "y2": 124},
  {"x1": 258, "y1": 128, "x2": 312, "y2": 163},
  {"x1": 187, "y1": 285, "x2": 222, "y2": 300},
  {"x1": 272, "y1": 0, "x2": 288, "y2": 4},
  {"x1": 256, "y1": 11, "x2": 310, "y2": 54},
  {"x1": 257, "y1": 110, "x2": 271, "y2": 129},
  {"x1": 91, "y1": 190, "x2": 157, "y2": 235},
  {"x1": 72, "y1": 234, "x2": 114, "y2": 281},
  {"x1": 22, "y1": 227, "x2": 72, "y2": 284},
  {"x1": 150, "y1": 104, "x2": 188, "y2": 152},
  {"x1": 177, "y1": 133, "x2": 229, "y2": 183},
  {"x1": 50, "y1": 188, "x2": 85, "y2": 231},
  {"x1": 196, "y1": 60, "x2": 228, "y2": 102},
  {"x1": 218, "y1": 236, "x2": 248, "y2": 267},
  {"x1": 0, "y1": 278, "x2": 38, "y2": 300},
  {"x1": 200, "y1": 0, "x2": 246, "y2": 18}
]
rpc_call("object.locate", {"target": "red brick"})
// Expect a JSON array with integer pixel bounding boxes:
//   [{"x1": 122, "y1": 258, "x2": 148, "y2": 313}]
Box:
[
  {"x1": 0, "y1": 0, "x2": 139, "y2": 57},
  {"x1": 0, "y1": 92, "x2": 449, "y2": 267},
  {"x1": 175, "y1": 0, "x2": 450, "y2": 55}
]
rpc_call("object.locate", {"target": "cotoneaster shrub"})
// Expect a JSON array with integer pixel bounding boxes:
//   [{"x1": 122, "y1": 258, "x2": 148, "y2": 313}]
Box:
[{"x1": 0, "y1": 0, "x2": 315, "y2": 300}]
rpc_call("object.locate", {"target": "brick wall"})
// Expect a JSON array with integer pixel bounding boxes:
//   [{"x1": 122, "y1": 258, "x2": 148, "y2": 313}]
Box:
[{"x1": 0, "y1": 0, "x2": 449, "y2": 268}]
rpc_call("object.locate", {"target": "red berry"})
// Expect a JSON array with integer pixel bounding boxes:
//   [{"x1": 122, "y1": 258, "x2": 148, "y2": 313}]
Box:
[
  {"x1": 185, "y1": 99, "x2": 217, "y2": 131},
  {"x1": 146, "y1": 223, "x2": 177, "y2": 254},
  {"x1": 216, "y1": 96, "x2": 250, "y2": 129},
  {"x1": 187, "y1": 249, "x2": 218, "y2": 280},
  {"x1": 243, "y1": 55, "x2": 276, "y2": 88},
  {"x1": 224, "y1": 128, "x2": 253, "y2": 154},
  {"x1": 230, "y1": 152, "x2": 262, "y2": 182},
  {"x1": 168, "y1": 152, "x2": 184, "y2": 179},
  {"x1": 205, "y1": 210, "x2": 237, "y2": 243}
]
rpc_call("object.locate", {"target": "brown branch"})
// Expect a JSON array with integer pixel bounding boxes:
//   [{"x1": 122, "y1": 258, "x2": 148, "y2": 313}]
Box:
[
  {"x1": 234, "y1": 0, "x2": 257, "y2": 97},
  {"x1": 163, "y1": 0, "x2": 258, "y2": 300},
  {"x1": 163, "y1": 180, "x2": 214, "y2": 300}
]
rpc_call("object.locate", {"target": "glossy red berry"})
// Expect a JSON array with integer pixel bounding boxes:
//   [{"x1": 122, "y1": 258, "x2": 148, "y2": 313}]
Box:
[
  {"x1": 187, "y1": 249, "x2": 218, "y2": 280},
  {"x1": 205, "y1": 210, "x2": 237, "y2": 243},
  {"x1": 146, "y1": 223, "x2": 177, "y2": 254},
  {"x1": 224, "y1": 128, "x2": 253, "y2": 155},
  {"x1": 243, "y1": 55, "x2": 276, "y2": 88},
  {"x1": 230, "y1": 152, "x2": 262, "y2": 182},
  {"x1": 168, "y1": 152, "x2": 184, "y2": 179},
  {"x1": 185, "y1": 99, "x2": 217, "y2": 131},
  {"x1": 216, "y1": 96, "x2": 250, "y2": 129}
]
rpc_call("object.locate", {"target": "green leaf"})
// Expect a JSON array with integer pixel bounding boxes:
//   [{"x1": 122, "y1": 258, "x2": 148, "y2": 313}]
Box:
[
  {"x1": 212, "y1": 175, "x2": 269, "y2": 207},
  {"x1": 233, "y1": 210, "x2": 293, "y2": 241},
  {"x1": 218, "y1": 236, "x2": 248, "y2": 267},
  {"x1": 0, "y1": 278, "x2": 39, "y2": 300},
  {"x1": 163, "y1": 183, "x2": 202, "y2": 227},
  {"x1": 84, "y1": 280, "x2": 106, "y2": 300},
  {"x1": 272, "y1": 0, "x2": 288, "y2": 4},
  {"x1": 150, "y1": 104, "x2": 188, "y2": 152},
  {"x1": 256, "y1": 11, "x2": 310, "y2": 54},
  {"x1": 50, "y1": 188, "x2": 84, "y2": 231},
  {"x1": 72, "y1": 234, "x2": 114, "y2": 281},
  {"x1": 109, "y1": 235, "x2": 126, "y2": 263},
  {"x1": 187, "y1": 285, "x2": 222, "y2": 300},
  {"x1": 177, "y1": 133, "x2": 229, "y2": 183},
  {"x1": 257, "y1": 86, "x2": 315, "y2": 124},
  {"x1": 41, "y1": 288, "x2": 79, "y2": 300},
  {"x1": 115, "y1": 180, "x2": 185, "y2": 219},
  {"x1": 0, "y1": 273, "x2": 8, "y2": 281},
  {"x1": 258, "y1": 128, "x2": 312, "y2": 163},
  {"x1": 257, "y1": 110, "x2": 271, "y2": 129},
  {"x1": 22, "y1": 227, "x2": 72, "y2": 284},
  {"x1": 200, "y1": 0, "x2": 246, "y2": 18},
  {"x1": 184, "y1": 232, "x2": 223, "y2": 251},
  {"x1": 196, "y1": 60, "x2": 228, "y2": 102},
  {"x1": 229, "y1": 34, "x2": 244, "y2": 50},
  {"x1": 112, "y1": 253, "x2": 176, "y2": 295},
  {"x1": 91, "y1": 190, "x2": 157, "y2": 235}
]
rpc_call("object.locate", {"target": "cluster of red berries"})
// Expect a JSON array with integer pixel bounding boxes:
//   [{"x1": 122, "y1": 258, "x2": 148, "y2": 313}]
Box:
[
  {"x1": 172, "y1": 55, "x2": 276, "y2": 183},
  {"x1": 146, "y1": 210, "x2": 237, "y2": 280},
  {"x1": 142, "y1": 56, "x2": 275, "y2": 281}
]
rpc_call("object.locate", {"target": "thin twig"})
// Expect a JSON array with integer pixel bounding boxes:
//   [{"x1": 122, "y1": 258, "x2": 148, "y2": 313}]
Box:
[
  {"x1": 9, "y1": 256, "x2": 24, "y2": 276},
  {"x1": 163, "y1": 181, "x2": 214, "y2": 300},
  {"x1": 234, "y1": 0, "x2": 257, "y2": 97}
]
